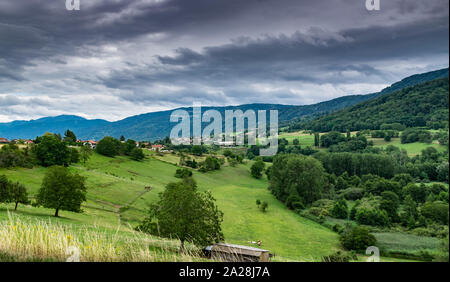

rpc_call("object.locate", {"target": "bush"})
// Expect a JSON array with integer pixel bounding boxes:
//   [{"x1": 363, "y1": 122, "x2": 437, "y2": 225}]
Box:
[
  {"x1": 355, "y1": 208, "x2": 390, "y2": 227},
  {"x1": 174, "y1": 168, "x2": 193, "y2": 178},
  {"x1": 340, "y1": 226, "x2": 376, "y2": 251}
]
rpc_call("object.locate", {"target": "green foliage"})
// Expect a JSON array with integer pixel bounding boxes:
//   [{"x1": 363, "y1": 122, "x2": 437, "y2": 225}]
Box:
[
  {"x1": 340, "y1": 226, "x2": 376, "y2": 251},
  {"x1": 420, "y1": 201, "x2": 449, "y2": 225},
  {"x1": 321, "y1": 250, "x2": 357, "y2": 262},
  {"x1": 9, "y1": 181, "x2": 29, "y2": 210},
  {"x1": 63, "y1": 129, "x2": 77, "y2": 143},
  {"x1": 36, "y1": 166, "x2": 87, "y2": 217},
  {"x1": 331, "y1": 197, "x2": 348, "y2": 219},
  {"x1": 174, "y1": 168, "x2": 193, "y2": 178},
  {"x1": 355, "y1": 208, "x2": 390, "y2": 227},
  {"x1": 269, "y1": 154, "x2": 325, "y2": 205},
  {"x1": 320, "y1": 132, "x2": 346, "y2": 148},
  {"x1": 250, "y1": 159, "x2": 265, "y2": 179},
  {"x1": 304, "y1": 77, "x2": 449, "y2": 132},
  {"x1": 199, "y1": 156, "x2": 221, "y2": 172},
  {"x1": 380, "y1": 191, "x2": 400, "y2": 222},
  {"x1": 96, "y1": 136, "x2": 122, "y2": 157},
  {"x1": 313, "y1": 151, "x2": 397, "y2": 178},
  {"x1": 136, "y1": 178, "x2": 224, "y2": 250},
  {"x1": 0, "y1": 144, "x2": 34, "y2": 168},
  {"x1": 33, "y1": 135, "x2": 72, "y2": 167},
  {"x1": 130, "y1": 148, "x2": 145, "y2": 161},
  {"x1": 401, "y1": 128, "x2": 432, "y2": 144},
  {"x1": 123, "y1": 139, "x2": 138, "y2": 155},
  {"x1": 79, "y1": 144, "x2": 93, "y2": 164}
]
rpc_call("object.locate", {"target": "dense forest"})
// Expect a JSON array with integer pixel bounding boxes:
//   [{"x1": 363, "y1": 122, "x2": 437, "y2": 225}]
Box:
[{"x1": 291, "y1": 77, "x2": 449, "y2": 132}]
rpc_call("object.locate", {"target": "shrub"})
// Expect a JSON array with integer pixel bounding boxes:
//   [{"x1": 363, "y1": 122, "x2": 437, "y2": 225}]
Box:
[
  {"x1": 340, "y1": 226, "x2": 376, "y2": 251},
  {"x1": 355, "y1": 208, "x2": 390, "y2": 227},
  {"x1": 174, "y1": 168, "x2": 193, "y2": 179}
]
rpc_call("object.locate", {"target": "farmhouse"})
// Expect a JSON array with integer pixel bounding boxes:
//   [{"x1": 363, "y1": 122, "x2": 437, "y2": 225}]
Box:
[
  {"x1": 203, "y1": 243, "x2": 271, "y2": 262},
  {"x1": 151, "y1": 144, "x2": 165, "y2": 151},
  {"x1": 77, "y1": 140, "x2": 98, "y2": 148},
  {"x1": 0, "y1": 138, "x2": 9, "y2": 144}
]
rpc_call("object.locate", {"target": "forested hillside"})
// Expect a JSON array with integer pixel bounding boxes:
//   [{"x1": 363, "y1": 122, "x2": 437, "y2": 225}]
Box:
[{"x1": 300, "y1": 77, "x2": 449, "y2": 132}]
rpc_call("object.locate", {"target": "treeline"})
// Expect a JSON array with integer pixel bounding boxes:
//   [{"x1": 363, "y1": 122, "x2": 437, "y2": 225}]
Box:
[
  {"x1": 96, "y1": 136, "x2": 145, "y2": 161},
  {"x1": 296, "y1": 77, "x2": 449, "y2": 132}
]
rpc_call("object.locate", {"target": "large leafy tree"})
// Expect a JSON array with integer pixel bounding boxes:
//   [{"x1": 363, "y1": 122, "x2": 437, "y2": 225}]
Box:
[
  {"x1": 137, "y1": 178, "x2": 224, "y2": 251},
  {"x1": 33, "y1": 134, "x2": 72, "y2": 167},
  {"x1": 10, "y1": 182, "x2": 29, "y2": 210},
  {"x1": 36, "y1": 166, "x2": 87, "y2": 217},
  {"x1": 250, "y1": 159, "x2": 265, "y2": 179},
  {"x1": 95, "y1": 136, "x2": 122, "y2": 157},
  {"x1": 269, "y1": 154, "x2": 325, "y2": 205}
]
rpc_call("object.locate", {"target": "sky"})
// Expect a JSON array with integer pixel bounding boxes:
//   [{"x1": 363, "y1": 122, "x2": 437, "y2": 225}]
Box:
[{"x1": 0, "y1": 0, "x2": 448, "y2": 122}]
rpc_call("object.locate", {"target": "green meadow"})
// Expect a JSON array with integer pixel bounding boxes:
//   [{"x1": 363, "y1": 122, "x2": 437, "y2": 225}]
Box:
[
  {"x1": 369, "y1": 137, "x2": 447, "y2": 156},
  {"x1": 0, "y1": 152, "x2": 340, "y2": 261}
]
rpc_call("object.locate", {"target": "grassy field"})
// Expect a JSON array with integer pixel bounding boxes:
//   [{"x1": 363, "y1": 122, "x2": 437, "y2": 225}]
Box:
[
  {"x1": 0, "y1": 152, "x2": 341, "y2": 261},
  {"x1": 373, "y1": 232, "x2": 441, "y2": 259},
  {"x1": 369, "y1": 137, "x2": 447, "y2": 156},
  {"x1": 279, "y1": 130, "x2": 447, "y2": 156}
]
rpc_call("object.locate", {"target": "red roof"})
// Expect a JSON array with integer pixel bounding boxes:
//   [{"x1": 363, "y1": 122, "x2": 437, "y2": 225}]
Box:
[
  {"x1": 152, "y1": 144, "x2": 164, "y2": 148},
  {"x1": 0, "y1": 138, "x2": 9, "y2": 143}
]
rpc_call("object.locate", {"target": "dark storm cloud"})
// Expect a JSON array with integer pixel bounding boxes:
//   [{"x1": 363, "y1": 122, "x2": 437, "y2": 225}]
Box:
[
  {"x1": 0, "y1": 0, "x2": 448, "y2": 121},
  {"x1": 103, "y1": 17, "x2": 448, "y2": 100}
]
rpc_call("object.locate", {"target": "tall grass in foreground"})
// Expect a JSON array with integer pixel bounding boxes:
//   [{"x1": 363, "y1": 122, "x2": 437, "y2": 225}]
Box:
[{"x1": 0, "y1": 212, "x2": 203, "y2": 262}]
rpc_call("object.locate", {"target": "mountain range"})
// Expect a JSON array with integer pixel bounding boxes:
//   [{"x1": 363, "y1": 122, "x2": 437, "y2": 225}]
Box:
[{"x1": 0, "y1": 68, "x2": 448, "y2": 141}]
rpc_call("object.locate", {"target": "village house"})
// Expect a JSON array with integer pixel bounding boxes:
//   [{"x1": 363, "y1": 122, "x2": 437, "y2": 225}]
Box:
[
  {"x1": 151, "y1": 144, "x2": 165, "y2": 151},
  {"x1": 0, "y1": 138, "x2": 9, "y2": 144},
  {"x1": 77, "y1": 140, "x2": 98, "y2": 149}
]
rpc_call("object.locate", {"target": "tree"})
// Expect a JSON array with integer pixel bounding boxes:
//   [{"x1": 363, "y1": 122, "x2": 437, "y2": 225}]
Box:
[
  {"x1": 191, "y1": 145, "x2": 203, "y2": 156},
  {"x1": 33, "y1": 134, "x2": 72, "y2": 167},
  {"x1": 293, "y1": 139, "x2": 300, "y2": 146},
  {"x1": 70, "y1": 147, "x2": 80, "y2": 163},
  {"x1": 120, "y1": 135, "x2": 126, "y2": 142},
  {"x1": 64, "y1": 129, "x2": 77, "y2": 143},
  {"x1": 269, "y1": 154, "x2": 325, "y2": 205},
  {"x1": 96, "y1": 136, "x2": 122, "y2": 157},
  {"x1": 314, "y1": 133, "x2": 320, "y2": 147},
  {"x1": 130, "y1": 148, "x2": 145, "y2": 161},
  {"x1": 340, "y1": 226, "x2": 376, "y2": 251},
  {"x1": 332, "y1": 197, "x2": 348, "y2": 219},
  {"x1": 0, "y1": 175, "x2": 11, "y2": 203},
  {"x1": 36, "y1": 166, "x2": 87, "y2": 217},
  {"x1": 250, "y1": 159, "x2": 265, "y2": 179},
  {"x1": 80, "y1": 144, "x2": 93, "y2": 164},
  {"x1": 137, "y1": 178, "x2": 224, "y2": 251},
  {"x1": 9, "y1": 182, "x2": 29, "y2": 210},
  {"x1": 380, "y1": 191, "x2": 400, "y2": 222},
  {"x1": 123, "y1": 139, "x2": 138, "y2": 155}
]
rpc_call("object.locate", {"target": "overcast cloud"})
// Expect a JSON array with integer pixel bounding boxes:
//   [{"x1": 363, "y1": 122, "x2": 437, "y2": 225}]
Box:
[{"x1": 0, "y1": 0, "x2": 448, "y2": 122}]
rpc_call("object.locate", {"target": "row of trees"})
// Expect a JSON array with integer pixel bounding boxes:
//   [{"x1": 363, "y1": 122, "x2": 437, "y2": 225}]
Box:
[{"x1": 96, "y1": 136, "x2": 145, "y2": 161}]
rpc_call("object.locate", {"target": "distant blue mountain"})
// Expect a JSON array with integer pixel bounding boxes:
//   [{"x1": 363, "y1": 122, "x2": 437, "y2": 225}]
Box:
[{"x1": 1, "y1": 68, "x2": 447, "y2": 141}]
